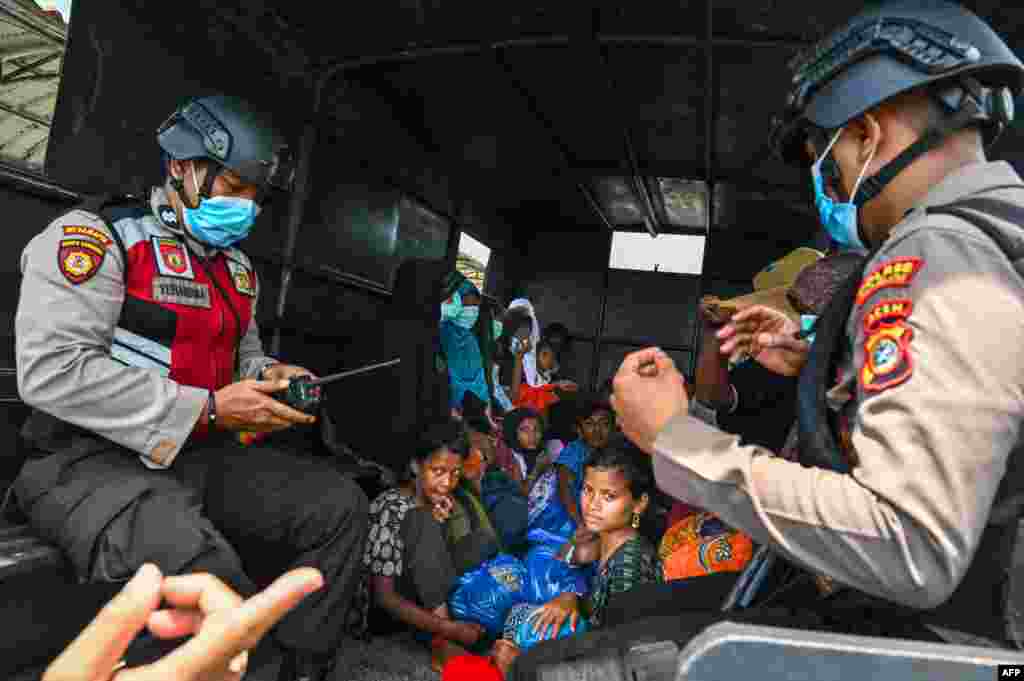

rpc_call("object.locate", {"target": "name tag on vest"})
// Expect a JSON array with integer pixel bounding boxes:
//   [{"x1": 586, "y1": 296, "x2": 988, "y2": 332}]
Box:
[{"x1": 152, "y1": 277, "x2": 211, "y2": 308}]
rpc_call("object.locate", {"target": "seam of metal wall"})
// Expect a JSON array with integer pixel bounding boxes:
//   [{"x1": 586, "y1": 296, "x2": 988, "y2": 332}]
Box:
[
  {"x1": 690, "y1": 0, "x2": 717, "y2": 379},
  {"x1": 590, "y1": 227, "x2": 614, "y2": 391}
]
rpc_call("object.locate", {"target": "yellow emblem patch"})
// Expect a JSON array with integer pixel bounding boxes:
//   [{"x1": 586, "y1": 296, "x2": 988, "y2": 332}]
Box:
[
  {"x1": 862, "y1": 299, "x2": 913, "y2": 333},
  {"x1": 62, "y1": 225, "x2": 112, "y2": 247},
  {"x1": 57, "y1": 238, "x2": 106, "y2": 285},
  {"x1": 856, "y1": 257, "x2": 923, "y2": 307},
  {"x1": 861, "y1": 322, "x2": 914, "y2": 393}
]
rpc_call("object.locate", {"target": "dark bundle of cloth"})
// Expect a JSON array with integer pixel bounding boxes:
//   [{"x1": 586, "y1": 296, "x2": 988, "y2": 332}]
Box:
[
  {"x1": 787, "y1": 251, "x2": 869, "y2": 316},
  {"x1": 385, "y1": 259, "x2": 450, "y2": 470}
]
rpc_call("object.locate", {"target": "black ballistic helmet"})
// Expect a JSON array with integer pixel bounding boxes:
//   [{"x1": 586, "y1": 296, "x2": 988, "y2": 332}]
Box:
[
  {"x1": 770, "y1": 1, "x2": 1024, "y2": 199},
  {"x1": 157, "y1": 95, "x2": 294, "y2": 202}
]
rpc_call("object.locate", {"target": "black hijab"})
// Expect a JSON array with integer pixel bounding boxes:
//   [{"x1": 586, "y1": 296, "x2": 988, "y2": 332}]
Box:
[{"x1": 502, "y1": 407, "x2": 544, "y2": 471}]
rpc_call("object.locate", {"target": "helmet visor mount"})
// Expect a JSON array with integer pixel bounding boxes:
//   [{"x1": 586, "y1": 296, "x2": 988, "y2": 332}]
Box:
[{"x1": 158, "y1": 101, "x2": 295, "y2": 196}]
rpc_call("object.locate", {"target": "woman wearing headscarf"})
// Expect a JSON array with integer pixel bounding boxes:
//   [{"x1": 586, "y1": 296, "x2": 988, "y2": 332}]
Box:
[
  {"x1": 440, "y1": 272, "x2": 492, "y2": 411},
  {"x1": 493, "y1": 407, "x2": 545, "y2": 493},
  {"x1": 499, "y1": 301, "x2": 576, "y2": 415}
]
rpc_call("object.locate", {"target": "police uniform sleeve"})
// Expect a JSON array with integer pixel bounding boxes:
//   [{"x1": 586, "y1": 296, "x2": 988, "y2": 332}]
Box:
[
  {"x1": 649, "y1": 220, "x2": 1024, "y2": 610},
  {"x1": 16, "y1": 211, "x2": 208, "y2": 468}
]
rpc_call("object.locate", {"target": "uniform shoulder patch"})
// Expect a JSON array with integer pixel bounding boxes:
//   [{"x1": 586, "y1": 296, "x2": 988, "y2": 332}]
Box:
[
  {"x1": 62, "y1": 224, "x2": 113, "y2": 247},
  {"x1": 855, "y1": 257, "x2": 924, "y2": 307},
  {"x1": 860, "y1": 320, "x2": 914, "y2": 393},
  {"x1": 57, "y1": 238, "x2": 106, "y2": 285},
  {"x1": 862, "y1": 298, "x2": 913, "y2": 333},
  {"x1": 226, "y1": 259, "x2": 256, "y2": 297}
]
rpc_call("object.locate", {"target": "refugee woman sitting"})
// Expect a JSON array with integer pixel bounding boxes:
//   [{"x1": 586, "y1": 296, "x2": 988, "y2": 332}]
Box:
[
  {"x1": 491, "y1": 444, "x2": 662, "y2": 676},
  {"x1": 441, "y1": 272, "x2": 492, "y2": 411},
  {"x1": 363, "y1": 421, "x2": 492, "y2": 670}
]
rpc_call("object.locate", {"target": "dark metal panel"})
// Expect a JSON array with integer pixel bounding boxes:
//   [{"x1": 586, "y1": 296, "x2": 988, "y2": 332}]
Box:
[
  {"x1": 714, "y1": 43, "x2": 805, "y2": 186},
  {"x1": 604, "y1": 45, "x2": 704, "y2": 169},
  {"x1": 45, "y1": 0, "x2": 307, "y2": 196},
  {"x1": 596, "y1": 343, "x2": 693, "y2": 389},
  {"x1": 510, "y1": 230, "x2": 608, "y2": 338},
  {"x1": 603, "y1": 269, "x2": 701, "y2": 347}
]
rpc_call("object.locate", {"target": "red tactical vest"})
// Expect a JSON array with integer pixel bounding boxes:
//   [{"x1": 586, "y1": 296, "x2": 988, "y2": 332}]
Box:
[{"x1": 98, "y1": 197, "x2": 256, "y2": 394}]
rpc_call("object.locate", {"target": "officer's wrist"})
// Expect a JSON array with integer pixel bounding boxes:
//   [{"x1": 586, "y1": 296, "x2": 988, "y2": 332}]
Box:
[
  {"x1": 207, "y1": 389, "x2": 218, "y2": 430},
  {"x1": 260, "y1": 362, "x2": 282, "y2": 381}
]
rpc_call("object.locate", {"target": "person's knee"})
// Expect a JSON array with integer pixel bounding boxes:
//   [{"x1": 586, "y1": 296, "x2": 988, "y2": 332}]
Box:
[{"x1": 296, "y1": 471, "x2": 369, "y2": 545}]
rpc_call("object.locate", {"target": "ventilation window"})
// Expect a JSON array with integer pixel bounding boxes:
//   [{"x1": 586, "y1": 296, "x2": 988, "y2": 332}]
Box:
[
  {"x1": 609, "y1": 231, "x2": 705, "y2": 275},
  {"x1": 457, "y1": 231, "x2": 490, "y2": 291}
]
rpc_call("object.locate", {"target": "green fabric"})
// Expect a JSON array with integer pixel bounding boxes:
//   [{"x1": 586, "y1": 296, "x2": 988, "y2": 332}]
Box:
[
  {"x1": 447, "y1": 483, "x2": 498, "y2": 544},
  {"x1": 584, "y1": 535, "x2": 662, "y2": 627}
]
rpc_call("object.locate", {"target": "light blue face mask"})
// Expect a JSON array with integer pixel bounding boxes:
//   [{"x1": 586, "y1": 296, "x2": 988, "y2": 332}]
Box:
[
  {"x1": 492, "y1": 320, "x2": 504, "y2": 339},
  {"x1": 441, "y1": 290, "x2": 463, "y2": 322},
  {"x1": 811, "y1": 128, "x2": 874, "y2": 252},
  {"x1": 801, "y1": 314, "x2": 818, "y2": 346},
  {"x1": 454, "y1": 305, "x2": 479, "y2": 329},
  {"x1": 181, "y1": 165, "x2": 260, "y2": 248}
]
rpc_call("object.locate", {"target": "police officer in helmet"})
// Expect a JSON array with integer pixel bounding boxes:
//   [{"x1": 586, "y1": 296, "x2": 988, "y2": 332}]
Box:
[
  {"x1": 512, "y1": 2, "x2": 1024, "y2": 677},
  {"x1": 13, "y1": 95, "x2": 369, "y2": 680}
]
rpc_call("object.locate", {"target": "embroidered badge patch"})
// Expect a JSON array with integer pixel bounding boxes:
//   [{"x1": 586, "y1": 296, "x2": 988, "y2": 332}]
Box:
[
  {"x1": 62, "y1": 225, "x2": 112, "y2": 247},
  {"x1": 152, "y1": 237, "x2": 194, "y2": 279},
  {"x1": 861, "y1": 322, "x2": 914, "y2": 393},
  {"x1": 158, "y1": 205, "x2": 178, "y2": 228},
  {"x1": 57, "y1": 238, "x2": 106, "y2": 285},
  {"x1": 226, "y1": 259, "x2": 256, "y2": 297},
  {"x1": 862, "y1": 299, "x2": 913, "y2": 333},
  {"x1": 855, "y1": 257, "x2": 924, "y2": 307},
  {"x1": 152, "y1": 277, "x2": 211, "y2": 308}
]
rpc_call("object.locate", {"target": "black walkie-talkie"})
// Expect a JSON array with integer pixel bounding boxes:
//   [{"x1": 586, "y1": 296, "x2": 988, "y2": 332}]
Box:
[{"x1": 273, "y1": 358, "x2": 401, "y2": 413}]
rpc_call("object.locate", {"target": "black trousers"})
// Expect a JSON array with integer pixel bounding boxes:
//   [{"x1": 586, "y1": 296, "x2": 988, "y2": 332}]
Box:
[{"x1": 18, "y1": 440, "x2": 369, "y2": 658}]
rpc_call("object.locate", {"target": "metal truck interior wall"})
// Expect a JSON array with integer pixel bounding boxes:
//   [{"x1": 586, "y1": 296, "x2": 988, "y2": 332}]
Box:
[{"x1": 1, "y1": 0, "x2": 1024, "y2": 472}]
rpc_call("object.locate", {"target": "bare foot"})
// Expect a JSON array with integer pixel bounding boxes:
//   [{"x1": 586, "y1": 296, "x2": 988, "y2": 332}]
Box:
[{"x1": 491, "y1": 639, "x2": 520, "y2": 678}]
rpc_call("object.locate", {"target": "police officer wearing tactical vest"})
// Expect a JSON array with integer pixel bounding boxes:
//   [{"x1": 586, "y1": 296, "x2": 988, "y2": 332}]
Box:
[
  {"x1": 13, "y1": 95, "x2": 369, "y2": 681},
  {"x1": 504, "y1": 3, "x2": 1024, "y2": 677}
]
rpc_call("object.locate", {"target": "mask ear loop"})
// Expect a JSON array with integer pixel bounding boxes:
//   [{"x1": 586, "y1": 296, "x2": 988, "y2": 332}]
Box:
[
  {"x1": 190, "y1": 162, "x2": 202, "y2": 204},
  {"x1": 849, "y1": 143, "x2": 877, "y2": 204},
  {"x1": 813, "y1": 128, "x2": 845, "y2": 172}
]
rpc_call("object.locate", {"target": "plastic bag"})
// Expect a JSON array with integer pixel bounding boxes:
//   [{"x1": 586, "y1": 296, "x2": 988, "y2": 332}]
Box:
[
  {"x1": 448, "y1": 554, "x2": 528, "y2": 636},
  {"x1": 511, "y1": 605, "x2": 590, "y2": 650},
  {"x1": 523, "y1": 543, "x2": 591, "y2": 605}
]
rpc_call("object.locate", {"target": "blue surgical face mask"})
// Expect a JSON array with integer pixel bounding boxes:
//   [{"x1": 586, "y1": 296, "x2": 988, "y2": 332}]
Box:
[
  {"x1": 441, "y1": 291, "x2": 463, "y2": 322},
  {"x1": 492, "y1": 320, "x2": 504, "y2": 339},
  {"x1": 811, "y1": 128, "x2": 874, "y2": 252},
  {"x1": 181, "y1": 165, "x2": 260, "y2": 248},
  {"x1": 801, "y1": 314, "x2": 818, "y2": 346},
  {"x1": 454, "y1": 305, "x2": 479, "y2": 329}
]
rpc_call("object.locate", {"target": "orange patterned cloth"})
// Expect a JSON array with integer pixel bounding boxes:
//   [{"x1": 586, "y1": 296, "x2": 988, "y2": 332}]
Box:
[
  {"x1": 659, "y1": 510, "x2": 754, "y2": 581},
  {"x1": 513, "y1": 382, "x2": 559, "y2": 414},
  {"x1": 237, "y1": 431, "x2": 270, "y2": 447}
]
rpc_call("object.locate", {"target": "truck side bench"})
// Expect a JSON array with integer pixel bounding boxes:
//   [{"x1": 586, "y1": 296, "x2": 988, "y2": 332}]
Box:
[
  {"x1": 674, "y1": 622, "x2": 1024, "y2": 681},
  {"x1": 0, "y1": 519, "x2": 66, "y2": 582}
]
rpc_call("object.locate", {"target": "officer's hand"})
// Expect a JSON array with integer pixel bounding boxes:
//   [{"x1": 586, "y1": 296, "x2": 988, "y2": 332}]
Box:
[
  {"x1": 214, "y1": 380, "x2": 316, "y2": 432},
  {"x1": 610, "y1": 348, "x2": 688, "y2": 455},
  {"x1": 43, "y1": 563, "x2": 322, "y2": 681},
  {"x1": 262, "y1": 364, "x2": 317, "y2": 383},
  {"x1": 717, "y1": 305, "x2": 809, "y2": 377}
]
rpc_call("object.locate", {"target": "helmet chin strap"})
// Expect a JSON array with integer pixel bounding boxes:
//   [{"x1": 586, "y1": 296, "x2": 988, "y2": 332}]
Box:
[
  {"x1": 853, "y1": 82, "x2": 986, "y2": 208},
  {"x1": 169, "y1": 160, "x2": 220, "y2": 211}
]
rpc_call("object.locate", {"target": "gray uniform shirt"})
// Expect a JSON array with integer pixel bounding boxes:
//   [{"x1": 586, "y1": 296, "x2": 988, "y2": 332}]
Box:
[
  {"x1": 652, "y1": 161, "x2": 1024, "y2": 610},
  {"x1": 16, "y1": 187, "x2": 276, "y2": 469}
]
